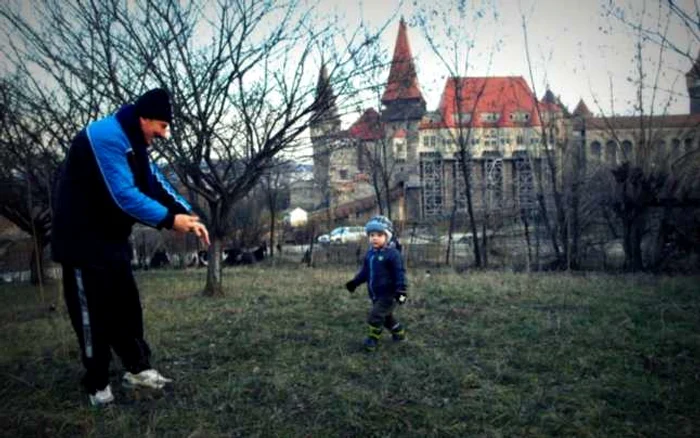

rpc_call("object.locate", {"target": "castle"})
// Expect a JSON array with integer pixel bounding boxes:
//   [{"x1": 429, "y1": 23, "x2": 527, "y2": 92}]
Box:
[{"x1": 307, "y1": 19, "x2": 700, "y2": 225}]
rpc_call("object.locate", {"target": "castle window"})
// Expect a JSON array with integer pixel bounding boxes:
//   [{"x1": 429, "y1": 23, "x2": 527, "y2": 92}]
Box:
[
  {"x1": 590, "y1": 141, "x2": 602, "y2": 161},
  {"x1": 605, "y1": 140, "x2": 617, "y2": 164},
  {"x1": 394, "y1": 139, "x2": 407, "y2": 160},
  {"x1": 480, "y1": 112, "x2": 500, "y2": 123},
  {"x1": 684, "y1": 137, "x2": 694, "y2": 153},
  {"x1": 423, "y1": 135, "x2": 438, "y2": 148},
  {"x1": 454, "y1": 112, "x2": 472, "y2": 124},
  {"x1": 339, "y1": 169, "x2": 348, "y2": 180},
  {"x1": 621, "y1": 140, "x2": 633, "y2": 160},
  {"x1": 655, "y1": 140, "x2": 667, "y2": 157},
  {"x1": 511, "y1": 112, "x2": 531, "y2": 122},
  {"x1": 442, "y1": 137, "x2": 456, "y2": 151}
]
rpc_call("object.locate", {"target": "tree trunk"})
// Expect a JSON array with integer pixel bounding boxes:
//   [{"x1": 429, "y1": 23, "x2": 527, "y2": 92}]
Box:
[
  {"x1": 481, "y1": 221, "x2": 488, "y2": 268},
  {"x1": 569, "y1": 137, "x2": 586, "y2": 270},
  {"x1": 537, "y1": 193, "x2": 561, "y2": 268},
  {"x1": 570, "y1": 183, "x2": 581, "y2": 270},
  {"x1": 631, "y1": 218, "x2": 644, "y2": 271},
  {"x1": 384, "y1": 175, "x2": 392, "y2": 220},
  {"x1": 305, "y1": 223, "x2": 316, "y2": 268},
  {"x1": 460, "y1": 153, "x2": 482, "y2": 268},
  {"x1": 521, "y1": 208, "x2": 532, "y2": 272},
  {"x1": 445, "y1": 202, "x2": 458, "y2": 266},
  {"x1": 650, "y1": 207, "x2": 671, "y2": 271},
  {"x1": 371, "y1": 171, "x2": 385, "y2": 215},
  {"x1": 269, "y1": 210, "x2": 276, "y2": 258},
  {"x1": 203, "y1": 237, "x2": 224, "y2": 296},
  {"x1": 622, "y1": 214, "x2": 644, "y2": 272},
  {"x1": 545, "y1": 148, "x2": 567, "y2": 268},
  {"x1": 326, "y1": 192, "x2": 334, "y2": 234},
  {"x1": 535, "y1": 211, "x2": 541, "y2": 271},
  {"x1": 30, "y1": 242, "x2": 46, "y2": 286}
]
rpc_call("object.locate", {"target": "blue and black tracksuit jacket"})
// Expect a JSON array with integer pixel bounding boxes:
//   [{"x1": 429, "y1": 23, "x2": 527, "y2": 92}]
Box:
[
  {"x1": 351, "y1": 246, "x2": 407, "y2": 301},
  {"x1": 51, "y1": 105, "x2": 192, "y2": 267}
]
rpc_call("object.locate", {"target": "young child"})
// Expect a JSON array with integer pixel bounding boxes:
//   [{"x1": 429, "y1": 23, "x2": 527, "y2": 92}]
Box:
[{"x1": 345, "y1": 215, "x2": 407, "y2": 351}]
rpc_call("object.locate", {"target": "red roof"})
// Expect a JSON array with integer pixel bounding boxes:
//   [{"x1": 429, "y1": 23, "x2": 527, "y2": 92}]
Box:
[
  {"x1": 381, "y1": 19, "x2": 424, "y2": 103},
  {"x1": 393, "y1": 128, "x2": 406, "y2": 138},
  {"x1": 424, "y1": 76, "x2": 543, "y2": 129},
  {"x1": 348, "y1": 108, "x2": 384, "y2": 141}
]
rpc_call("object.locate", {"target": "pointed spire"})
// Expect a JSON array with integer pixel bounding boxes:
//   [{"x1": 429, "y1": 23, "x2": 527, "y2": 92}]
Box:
[
  {"x1": 542, "y1": 89, "x2": 556, "y2": 104},
  {"x1": 381, "y1": 18, "x2": 424, "y2": 104},
  {"x1": 572, "y1": 99, "x2": 592, "y2": 117},
  {"x1": 314, "y1": 63, "x2": 339, "y2": 122}
]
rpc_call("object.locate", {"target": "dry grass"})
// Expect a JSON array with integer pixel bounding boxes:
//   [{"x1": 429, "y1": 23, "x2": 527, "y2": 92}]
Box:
[{"x1": 1, "y1": 265, "x2": 699, "y2": 437}]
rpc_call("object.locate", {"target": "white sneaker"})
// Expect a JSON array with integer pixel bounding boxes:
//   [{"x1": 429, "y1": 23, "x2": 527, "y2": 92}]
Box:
[
  {"x1": 89, "y1": 384, "x2": 114, "y2": 406},
  {"x1": 123, "y1": 369, "x2": 172, "y2": 389}
]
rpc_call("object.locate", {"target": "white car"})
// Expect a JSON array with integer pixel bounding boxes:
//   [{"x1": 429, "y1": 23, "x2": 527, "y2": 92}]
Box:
[{"x1": 329, "y1": 226, "x2": 366, "y2": 244}]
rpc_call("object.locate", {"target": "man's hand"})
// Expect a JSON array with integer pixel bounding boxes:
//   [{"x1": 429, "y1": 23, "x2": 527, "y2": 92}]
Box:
[
  {"x1": 173, "y1": 214, "x2": 210, "y2": 246},
  {"x1": 345, "y1": 280, "x2": 357, "y2": 293}
]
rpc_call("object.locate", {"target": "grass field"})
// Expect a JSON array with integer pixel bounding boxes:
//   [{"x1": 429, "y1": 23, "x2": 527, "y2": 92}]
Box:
[{"x1": 1, "y1": 265, "x2": 699, "y2": 437}]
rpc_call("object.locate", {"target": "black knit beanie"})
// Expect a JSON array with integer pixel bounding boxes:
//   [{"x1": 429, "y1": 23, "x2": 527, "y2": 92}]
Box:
[{"x1": 135, "y1": 88, "x2": 172, "y2": 123}]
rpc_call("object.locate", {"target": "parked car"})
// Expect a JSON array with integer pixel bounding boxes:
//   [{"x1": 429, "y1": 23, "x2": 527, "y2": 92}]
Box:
[
  {"x1": 317, "y1": 234, "x2": 331, "y2": 244},
  {"x1": 329, "y1": 226, "x2": 366, "y2": 244}
]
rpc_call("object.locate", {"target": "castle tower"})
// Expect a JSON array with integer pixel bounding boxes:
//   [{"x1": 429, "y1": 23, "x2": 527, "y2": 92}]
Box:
[
  {"x1": 572, "y1": 99, "x2": 592, "y2": 118},
  {"x1": 381, "y1": 18, "x2": 426, "y2": 126},
  {"x1": 310, "y1": 64, "x2": 341, "y2": 206},
  {"x1": 686, "y1": 51, "x2": 700, "y2": 115}
]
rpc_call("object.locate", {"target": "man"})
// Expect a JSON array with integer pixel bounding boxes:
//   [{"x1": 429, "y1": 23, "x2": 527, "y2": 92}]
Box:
[{"x1": 52, "y1": 88, "x2": 210, "y2": 406}]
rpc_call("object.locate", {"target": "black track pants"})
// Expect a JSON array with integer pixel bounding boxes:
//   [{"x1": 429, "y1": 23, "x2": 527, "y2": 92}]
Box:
[{"x1": 62, "y1": 263, "x2": 151, "y2": 392}]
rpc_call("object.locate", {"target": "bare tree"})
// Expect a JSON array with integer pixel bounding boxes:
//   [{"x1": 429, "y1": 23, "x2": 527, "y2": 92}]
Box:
[
  {"x1": 519, "y1": 14, "x2": 573, "y2": 270},
  {"x1": 362, "y1": 116, "x2": 397, "y2": 220},
  {"x1": 414, "y1": 1, "x2": 502, "y2": 268},
  {"x1": 589, "y1": 1, "x2": 700, "y2": 271},
  {"x1": 0, "y1": 0, "x2": 125, "y2": 285},
  {"x1": 604, "y1": 0, "x2": 699, "y2": 63},
  {"x1": 260, "y1": 159, "x2": 292, "y2": 259},
  {"x1": 0, "y1": 76, "x2": 72, "y2": 284},
  {"x1": 2, "y1": 0, "x2": 385, "y2": 295}
]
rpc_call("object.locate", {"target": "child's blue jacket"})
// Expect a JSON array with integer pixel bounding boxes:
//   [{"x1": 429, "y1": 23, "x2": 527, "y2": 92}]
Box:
[{"x1": 351, "y1": 246, "x2": 407, "y2": 301}]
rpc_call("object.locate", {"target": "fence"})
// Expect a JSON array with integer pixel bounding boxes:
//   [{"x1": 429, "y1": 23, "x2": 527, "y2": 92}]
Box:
[{"x1": 3, "y1": 224, "x2": 693, "y2": 285}]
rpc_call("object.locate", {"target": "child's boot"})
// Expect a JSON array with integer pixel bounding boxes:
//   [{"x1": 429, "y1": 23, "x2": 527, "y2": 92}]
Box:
[
  {"x1": 390, "y1": 323, "x2": 406, "y2": 342},
  {"x1": 364, "y1": 324, "x2": 382, "y2": 351}
]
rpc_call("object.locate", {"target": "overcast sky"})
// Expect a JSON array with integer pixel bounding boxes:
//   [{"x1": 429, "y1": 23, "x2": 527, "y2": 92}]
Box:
[{"x1": 323, "y1": 0, "x2": 696, "y2": 118}]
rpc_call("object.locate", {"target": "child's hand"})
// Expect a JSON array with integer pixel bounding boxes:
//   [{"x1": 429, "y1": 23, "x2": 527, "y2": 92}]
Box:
[
  {"x1": 345, "y1": 280, "x2": 357, "y2": 293},
  {"x1": 395, "y1": 290, "x2": 407, "y2": 305}
]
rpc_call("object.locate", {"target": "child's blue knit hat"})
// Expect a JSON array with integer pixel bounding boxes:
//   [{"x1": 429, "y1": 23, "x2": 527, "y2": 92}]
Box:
[{"x1": 365, "y1": 215, "x2": 393, "y2": 241}]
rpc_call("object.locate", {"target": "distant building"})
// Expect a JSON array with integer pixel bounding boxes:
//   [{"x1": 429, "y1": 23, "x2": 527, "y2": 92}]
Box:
[
  {"x1": 288, "y1": 162, "x2": 323, "y2": 211},
  {"x1": 309, "y1": 19, "x2": 700, "y2": 222},
  {"x1": 287, "y1": 207, "x2": 308, "y2": 228}
]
